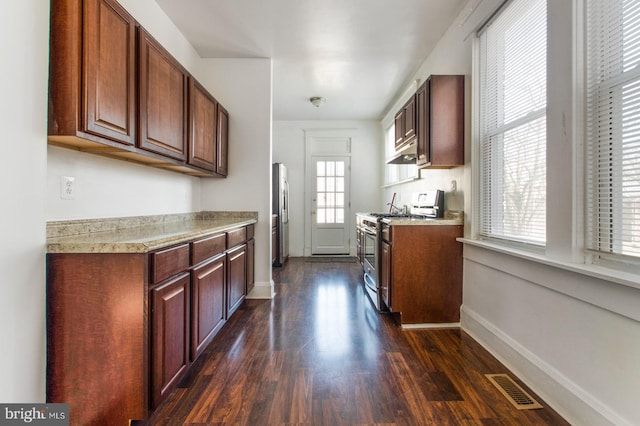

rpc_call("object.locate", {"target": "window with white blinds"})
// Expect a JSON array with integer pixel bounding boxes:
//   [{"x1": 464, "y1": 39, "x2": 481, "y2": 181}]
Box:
[
  {"x1": 477, "y1": 0, "x2": 547, "y2": 245},
  {"x1": 586, "y1": 0, "x2": 640, "y2": 262}
]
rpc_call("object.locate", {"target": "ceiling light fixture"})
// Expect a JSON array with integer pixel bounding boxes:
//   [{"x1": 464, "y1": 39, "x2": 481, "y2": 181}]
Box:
[{"x1": 309, "y1": 96, "x2": 326, "y2": 107}]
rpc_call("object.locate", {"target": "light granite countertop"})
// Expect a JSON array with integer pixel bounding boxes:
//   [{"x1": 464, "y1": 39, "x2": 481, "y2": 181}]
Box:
[
  {"x1": 357, "y1": 210, "x2": 463, "y2": 226},
  {"x1": 47, "y1": 211, "x2": 258, "y2": 254}
]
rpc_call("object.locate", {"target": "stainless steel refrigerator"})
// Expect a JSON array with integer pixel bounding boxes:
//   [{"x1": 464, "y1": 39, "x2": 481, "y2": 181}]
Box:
[{"x1": 272, "y1": 163, "x2": 289, "y2": 266}]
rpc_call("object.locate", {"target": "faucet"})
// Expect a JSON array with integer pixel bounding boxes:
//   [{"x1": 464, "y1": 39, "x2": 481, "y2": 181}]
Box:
[{"x1": 387, "y1": 203, "x2": 408, "y2": 214}]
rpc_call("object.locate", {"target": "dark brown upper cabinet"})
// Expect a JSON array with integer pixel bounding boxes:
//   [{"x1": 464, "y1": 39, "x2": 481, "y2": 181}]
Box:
[
  {"x1": 48, "y1": 0, "x2": 228, "y2": 177},
  {"x1": 402, "y1": 95, "x2": 417, "y2": 144},
  {"x1": 216, "y1": 104, "x2": 229, "y2": 177},
  {"x1": 416, "y1": 75, "x2": 465, "y2": 169},
  {"x1": 394, "y1": 95, "x2": 417, "y2": 150},
  {"x1": 49, "y1": 0, "x2": 137, "y2": 147},
  {"x1": 138, "y1": 28, "x2": 188, "y2": 161},
  {"x1": 188, "y1": 78, "x2": 217, "y2": 172}
]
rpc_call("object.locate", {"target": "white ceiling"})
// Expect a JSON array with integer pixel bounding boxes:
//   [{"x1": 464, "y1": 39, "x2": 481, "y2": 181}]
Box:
[{"x1": 155, "y1": 0, "x2": 466, "y2": 121}]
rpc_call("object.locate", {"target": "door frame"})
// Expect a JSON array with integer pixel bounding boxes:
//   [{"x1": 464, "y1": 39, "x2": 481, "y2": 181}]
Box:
[{"x1": 304, "y1": 129, "x2": 354, "y2": 256}]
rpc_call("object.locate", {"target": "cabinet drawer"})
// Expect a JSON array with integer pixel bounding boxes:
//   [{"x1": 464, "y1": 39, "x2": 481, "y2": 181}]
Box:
[
  {"x1": 246, "y1": 224, "x2": 255, "y2": 240},
  {"x1": 151, "y1": 243, "x2": 190, "y2": 283},
  {"x1": 227, "y1": 226, "x2": 246, "y2": 248},
  {"x1": 191, "y1": 233, "x2": 225, "y2": 265}
]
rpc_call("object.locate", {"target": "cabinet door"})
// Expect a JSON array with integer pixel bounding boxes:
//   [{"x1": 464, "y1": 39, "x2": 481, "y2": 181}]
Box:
[
  {"x1": 380, "y1": 240, "x2": 392, "y2": 310},
  {"x1": 216, "y1": 104, "x2": 229, "y2": 176},
  {"x1": 394, "y1": 110, "x2": 404, "y2": 149},
  {"x1": 191, "y1": 254, "x2": 225, "y2": 361},
  {"x1": 138, "y1": 28, "x2": 188, "y2": 161},
  {"x1": 403, "y1": 95, "x2": 417, "y2": 143},
  {"x1": 226, "y1": 244, "x2": 246, "y2": 317},
  {"x1": 150, "y1": 272, "x2": 190, "y2": 408},
  {"x1": 246, "y1": 238, "x2": 255, "y2": 294},
  {"x1": 54, "y1": 0, "x2": 136, "y2": 146},
  {"x1": 188, "y1": 78, "x2": 217, "y2": 172},
  {"x1": 429, "y1": 75, "x2": 464, "y2": 167},
  {"x1": 416, "y1": 80, "x2": 430, "y2": 167}
]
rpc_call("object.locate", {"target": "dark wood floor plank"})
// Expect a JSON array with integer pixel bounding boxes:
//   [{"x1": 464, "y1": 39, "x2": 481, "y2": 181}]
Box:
[{"x1": 148, "y1": 258, "x2": 568, "y2": 425}]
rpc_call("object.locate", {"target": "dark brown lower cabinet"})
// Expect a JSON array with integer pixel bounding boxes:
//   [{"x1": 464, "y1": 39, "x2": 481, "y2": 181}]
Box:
[
  {"x1": 227, "y1": 244, "x2": 247, "y2": 317},
  {"x1": 380, "y1": 223, "x2": 463, "y2": 325},
  {"x1": 190, "y1": 253, "x2": 226, "y2": 360},
  {"x1": 246, "y1": 238, "x2": 255, "y2": 294},
  {"x1": 46, "y1": 253, "x2": 148, "y2": 425},
  {"x1": 150, "y1": 272, "x2": 190, "y2": 409},
  {"x1": 46, "y1": 222, "x2": 255, "y2": 423}
]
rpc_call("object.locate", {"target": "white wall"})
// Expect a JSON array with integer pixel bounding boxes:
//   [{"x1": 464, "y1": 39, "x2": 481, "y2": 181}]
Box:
[
  {"x1": 0, "y1": 1, "x2": 49, "y2": 402},
  {"x1": 273, "y1": 121, "x2": 382, "y2": 256},
  {"x1": 47, "y1": 147, "x2": 201, "y2": 220},
  {"x1": 198, "y1": 58, "x2": 274, "y2": 297},
  {"x1": 392, "y1": 0, "x2": 640, "y2": 425}
]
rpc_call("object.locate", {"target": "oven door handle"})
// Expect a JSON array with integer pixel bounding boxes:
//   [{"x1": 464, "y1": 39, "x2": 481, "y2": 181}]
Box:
[
  {"x1": 364, "y1": 272, "x2": 376, "y2": 290},
  {"x1": 363, "y1": 228, "x2": 377, "y2": 237}
]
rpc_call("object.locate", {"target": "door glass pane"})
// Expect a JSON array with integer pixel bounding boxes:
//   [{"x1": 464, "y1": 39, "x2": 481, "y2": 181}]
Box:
[
  {"x1": 315, "y1": 159, "x2": 346, "y2": 224},
  {"x1": 327, "y1": 177, "x2": 335, "y2": 192},
  {"x1": 327, "y1": 161, "x2": 335, "y2": 176}
]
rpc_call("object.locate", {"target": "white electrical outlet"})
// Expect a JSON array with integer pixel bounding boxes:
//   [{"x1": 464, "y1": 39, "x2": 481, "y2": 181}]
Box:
[
  {"x1": 60, "y1": 176, "x2": 76, "y2": 200},
  {"x1": 451, "y1": 179, "x2": 457, "y2": 194}
]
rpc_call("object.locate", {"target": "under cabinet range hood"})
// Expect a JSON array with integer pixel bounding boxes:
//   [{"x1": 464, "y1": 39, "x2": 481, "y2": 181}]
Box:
[{"x1": 386, "y1": 142, "x2": 417, "y2": 165}]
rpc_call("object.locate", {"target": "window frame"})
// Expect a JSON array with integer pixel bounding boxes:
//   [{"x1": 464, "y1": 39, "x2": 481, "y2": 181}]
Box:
[{"x1": 473, "y1": 0, "x2": 549, "y2": 248}]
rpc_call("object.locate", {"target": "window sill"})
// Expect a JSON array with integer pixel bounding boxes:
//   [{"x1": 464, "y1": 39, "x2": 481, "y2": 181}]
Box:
[{"x1": 458, "y1": 237, "x2": 640, "y2": 291}]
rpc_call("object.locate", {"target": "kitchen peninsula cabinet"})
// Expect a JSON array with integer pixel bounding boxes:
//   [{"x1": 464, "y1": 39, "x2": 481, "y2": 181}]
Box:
[
  {"x1": 380, "y1": 221, "x2": 463, "y2": 325},
  {"x1": 138, "y1": 28, "x2": 188, "y2": 161},
  {"x1": 416, "y1": 75, "x2": 464, "y2": 168},
  {"x1": 46, "y1": 212, "x2": 257, "y2": 424}
]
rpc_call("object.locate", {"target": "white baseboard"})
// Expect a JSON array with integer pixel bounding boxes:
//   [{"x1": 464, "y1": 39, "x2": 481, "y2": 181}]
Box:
[
  {"x1": 245, "y1": 280, "x2": 275, "y2": 299},
  {"x1": 401, "y1": 322, "x2": 460, "y2": 330},
  {"x1": 461, "y1": 305, "x2": 629, "y2": 426}
]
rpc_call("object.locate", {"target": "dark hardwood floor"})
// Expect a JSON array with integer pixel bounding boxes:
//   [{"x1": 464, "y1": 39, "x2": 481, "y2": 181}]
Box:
[{"x1": 148, "y1": 258, "x2": 568, "y2": 425}]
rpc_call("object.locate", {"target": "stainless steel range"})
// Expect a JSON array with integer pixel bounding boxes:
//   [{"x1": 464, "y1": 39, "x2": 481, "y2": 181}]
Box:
[{"x1": 356, "y1": 190, "x2": 444, "y2": 311}]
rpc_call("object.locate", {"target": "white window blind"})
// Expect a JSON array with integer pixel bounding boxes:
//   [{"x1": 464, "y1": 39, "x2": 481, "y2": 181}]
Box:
[
  {"x1": 586, "y1": 0, "x2": 640, "y2": 261},
  {"x1": 477, "y1": 0, "x2": 547, "y2": 245}
]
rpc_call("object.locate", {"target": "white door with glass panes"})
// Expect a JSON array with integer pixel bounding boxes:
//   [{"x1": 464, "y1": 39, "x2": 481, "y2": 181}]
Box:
[{"x1": 311, "y1": 156, "x2": 350, "y2": 254}]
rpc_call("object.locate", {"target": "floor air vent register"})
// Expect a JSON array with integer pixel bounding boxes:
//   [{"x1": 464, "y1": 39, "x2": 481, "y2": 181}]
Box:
[{"x1": 485, "y1": 374, "x2": 543, "y2": 410}]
